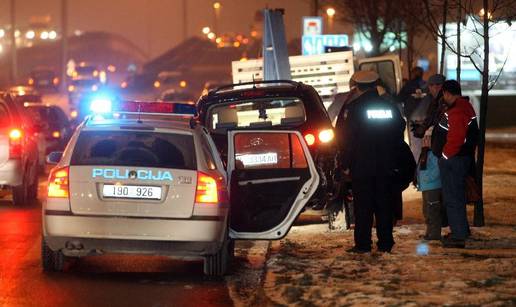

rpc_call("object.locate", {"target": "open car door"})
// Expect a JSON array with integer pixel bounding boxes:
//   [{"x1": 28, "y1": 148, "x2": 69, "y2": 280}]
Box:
[
  {"x1": 227, "y1": 130, "x2": 319, "y2": 240},
  {"x1": 358, "y1": 55, "x2": 403, "y2": 95}
]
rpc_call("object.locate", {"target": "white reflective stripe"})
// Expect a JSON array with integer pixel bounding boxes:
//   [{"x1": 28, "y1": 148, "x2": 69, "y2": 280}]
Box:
[
  {"x1": 444, "y1": 113, "x2": 449, "y2": 118},
  {"x1": 442, "y1": 153, "x2": 449, "y2": 159},
  {"x1": 238, "y1": 176, "x2": 301, "y2": 186},
  {"x1": 367, "y1": 109, "x2": 392, "y2": 119},
  {"x1": 439, "y1": 123, "x2": 449, "y2": 131}
]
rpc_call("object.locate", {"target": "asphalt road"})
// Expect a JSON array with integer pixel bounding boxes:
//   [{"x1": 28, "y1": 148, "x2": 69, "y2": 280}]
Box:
[{"x1": 0, "y1": 179, "x2": 235, "y2": 307}]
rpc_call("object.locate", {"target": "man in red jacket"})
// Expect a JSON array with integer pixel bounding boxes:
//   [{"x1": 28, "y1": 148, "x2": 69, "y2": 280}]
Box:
[{"x1": 431, "y1": 80, "x2": 479, "y2": 248}]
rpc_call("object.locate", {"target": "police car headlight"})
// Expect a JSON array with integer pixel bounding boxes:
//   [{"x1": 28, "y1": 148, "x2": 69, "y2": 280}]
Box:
[
  {"x1": 90, "y1": 98, "x2": 112, "y2": 114},
  {"x1": 319, "y1": 129, "x2": 334, "y2": 143}
]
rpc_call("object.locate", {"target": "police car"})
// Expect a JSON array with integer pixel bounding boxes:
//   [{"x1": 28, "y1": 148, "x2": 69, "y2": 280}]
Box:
[{"x1": 42, "y1": 100, "x2": 319, "y2": 276}]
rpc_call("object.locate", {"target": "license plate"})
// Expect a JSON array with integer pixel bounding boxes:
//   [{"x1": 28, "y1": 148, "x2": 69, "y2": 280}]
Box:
[
  {"x1": 237, "y1": 152, "x2": 278, "y2": 167},
  {"x1": 102, "y1": 185, "x2": 162, "y2": 200}
]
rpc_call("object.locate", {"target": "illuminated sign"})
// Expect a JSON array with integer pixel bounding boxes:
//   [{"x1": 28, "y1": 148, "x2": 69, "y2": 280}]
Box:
[
  {"x1": 440, "y1": 16, "x2": 516, "y2": 91},
  {"x1": 302, "y1": 34, "x2": 349, "y2": 55},
  {"x1": 303, "y1": 17, "x2": 323, "y2": 36},
  {"x1": 367, "y1": 109, "x2": 393, "y2": 119}
]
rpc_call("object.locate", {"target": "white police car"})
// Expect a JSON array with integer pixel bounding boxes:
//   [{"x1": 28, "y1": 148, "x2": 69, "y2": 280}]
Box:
[{"x1": 42, "y1": 100, "x2": 319, "y2": 276}]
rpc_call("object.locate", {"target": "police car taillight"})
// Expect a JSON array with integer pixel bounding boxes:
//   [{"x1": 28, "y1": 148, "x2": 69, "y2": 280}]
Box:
[
  {"x1": 195, "y1": 172, "x2": 218, "y2": 204},
  {"x1": 48, "y1": 167, "x2": 69, "y2": 198}
]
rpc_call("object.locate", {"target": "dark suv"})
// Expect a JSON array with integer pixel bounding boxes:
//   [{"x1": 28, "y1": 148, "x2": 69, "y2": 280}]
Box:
[{"x1": 196, "y1": 80, "x2": 336, "y2": 211}]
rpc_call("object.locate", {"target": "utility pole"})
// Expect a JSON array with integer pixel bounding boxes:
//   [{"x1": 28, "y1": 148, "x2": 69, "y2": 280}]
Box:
[
  {"x1": 61, "y1": 0, "x2": 68, "y2": 92},
  {"x1": 312, "y1": 0, "x2": 319, "y2": 16},
  {"x1": 10, "y1": 0, "x2": 17, "y2": 85}
]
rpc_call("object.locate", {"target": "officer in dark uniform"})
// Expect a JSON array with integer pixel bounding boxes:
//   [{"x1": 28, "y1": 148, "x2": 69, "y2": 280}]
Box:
[{"x1": 336, "y1": 71, "x2": 406, "y2": 253}]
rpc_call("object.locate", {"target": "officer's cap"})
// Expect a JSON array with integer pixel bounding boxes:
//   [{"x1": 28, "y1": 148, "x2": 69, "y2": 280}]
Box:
[{"x1": 351, "y1": 70, "x2": 379, "y2": 84}]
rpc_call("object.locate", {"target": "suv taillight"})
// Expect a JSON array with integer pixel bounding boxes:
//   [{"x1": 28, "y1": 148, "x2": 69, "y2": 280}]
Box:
[
  {"x1": 304, "y1": 128, "x2": 334, "y2": 146},
  {"x1": 318, "y1": 129, "x2": 334, "y2": 143},
  {"x1": 8, "y1": 128, "x2": 23, "y2": 159},
  {"x1": 195, "y1": 172, "x2": 219, "y2": 204},
  {"x1": 48, "y1": 167, "x2": 69, "y2": 198}
]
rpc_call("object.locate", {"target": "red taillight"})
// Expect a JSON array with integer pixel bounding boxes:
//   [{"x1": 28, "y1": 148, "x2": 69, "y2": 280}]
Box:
[
  {"x1": 9, "y1": 129, "x2": 23, "y2": 158},
  {"x1": 195, "y1": 172, "x2": 219, "y2": 204},
  {"x1": 304, "y1": 133, "x2": 316, "y2": 146},
  {"x1": 48, "y1": 167, "x2": 69, "y2": 198}
]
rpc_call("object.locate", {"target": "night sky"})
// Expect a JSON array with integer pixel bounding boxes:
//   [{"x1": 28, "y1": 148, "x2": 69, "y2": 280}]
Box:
[{"x1": 1, "y1": 0, "x2": 315, "y2": 58}]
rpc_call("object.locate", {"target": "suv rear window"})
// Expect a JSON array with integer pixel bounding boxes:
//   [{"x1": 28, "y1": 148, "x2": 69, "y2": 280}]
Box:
[
  {"x1": 208, "y1": 97, "x2": 305, "y2": 132},
  {"x1": 71, "y1": 131, "x2": 196, "y2": 170}
]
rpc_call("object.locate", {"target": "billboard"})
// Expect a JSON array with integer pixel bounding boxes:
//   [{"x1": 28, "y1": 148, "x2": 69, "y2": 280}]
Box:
[{"x1": 440, "y1": 17, "x2": 516, "y2": 92}]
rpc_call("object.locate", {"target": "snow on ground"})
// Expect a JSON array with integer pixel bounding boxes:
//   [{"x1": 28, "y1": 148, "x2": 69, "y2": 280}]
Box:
[{"x1": 262, "y1": 145, "x2": 516, "y2": 306}]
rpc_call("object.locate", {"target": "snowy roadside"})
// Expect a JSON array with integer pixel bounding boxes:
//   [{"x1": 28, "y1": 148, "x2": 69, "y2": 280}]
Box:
[{"x1": 261, "y1": 145, "x2": 516, "y2": 306}]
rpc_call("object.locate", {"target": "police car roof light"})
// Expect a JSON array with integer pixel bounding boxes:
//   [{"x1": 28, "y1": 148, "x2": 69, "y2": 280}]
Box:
[
  {"x1": 90, "y1": 98, "x2": 112, "y2": 114},
  {"x1": 113, "y1": 101, "x2": 196, "y2": 116}
]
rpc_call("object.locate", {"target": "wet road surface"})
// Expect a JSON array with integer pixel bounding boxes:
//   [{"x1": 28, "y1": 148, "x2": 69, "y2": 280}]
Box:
[{"x1": 0, "y1": 180, "x2": 234, "y2": 307}]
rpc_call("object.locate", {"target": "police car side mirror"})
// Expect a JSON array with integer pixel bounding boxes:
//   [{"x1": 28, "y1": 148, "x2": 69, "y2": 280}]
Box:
[{"x1": 46, "y1": 151, "x2": 63, "y2": 165}]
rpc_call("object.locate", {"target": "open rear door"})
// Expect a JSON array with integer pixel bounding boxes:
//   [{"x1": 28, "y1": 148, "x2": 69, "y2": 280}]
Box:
[
  {"x1": 358, "y1": 55, "x2": 403, "y2": 95},
  {"x1": 227, "y1": 130, "x2": 319, "y2": 240}
]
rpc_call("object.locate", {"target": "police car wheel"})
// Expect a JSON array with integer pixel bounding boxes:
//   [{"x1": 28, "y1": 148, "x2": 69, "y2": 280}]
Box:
[
  {"x1": 41, "y1": 238, "x2": 65, "y2": 272},
  {"x1": 204, "y1": 239, "x2": 231, "y2": 277},
  {"x1": 12, "y1": 178, "x2": 28, "y2": 206}
]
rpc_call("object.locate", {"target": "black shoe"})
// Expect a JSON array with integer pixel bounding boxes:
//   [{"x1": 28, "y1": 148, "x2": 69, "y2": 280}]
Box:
[
  {"x1": 346, "y1": 246, "x2": 371, "y2": 254},
  {"x1": 441, "y1": 236, "x2": 466, "y2": 248},
  {"x1": 377, "y1": 248, "x2": 392, "y2": 253}
]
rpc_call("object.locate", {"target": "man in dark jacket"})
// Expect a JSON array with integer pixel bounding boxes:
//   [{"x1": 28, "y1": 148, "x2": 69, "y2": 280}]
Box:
[
  {"x1": 432, "y1": 80, "x2": 478, "y2": 248},
  {"x1": 398, "y1": 67, "x2": 427, "y2": 160},
  {"x1": 336, "y1": 71, "x2": 406, "y2": 253}
]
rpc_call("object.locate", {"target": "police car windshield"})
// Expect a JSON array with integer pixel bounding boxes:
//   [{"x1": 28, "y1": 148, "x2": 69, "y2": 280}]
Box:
[
  {"x1": 208, "y1": 97, "x2": 305, "y2": 132},
  {"x1": 70, "y1": 131, "x2": 196, "y2": 170}
]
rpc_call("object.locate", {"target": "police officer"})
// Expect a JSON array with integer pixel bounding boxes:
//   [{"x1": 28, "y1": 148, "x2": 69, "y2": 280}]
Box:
[{"x1": 336, "y1": 71, "x2": 406, "y2": 253}]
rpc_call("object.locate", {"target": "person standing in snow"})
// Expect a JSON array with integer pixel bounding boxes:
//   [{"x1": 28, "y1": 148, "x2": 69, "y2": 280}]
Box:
[
  {"x1": 335, "y1": 70, "x2": 406, "y2": 253},
  {"x1": 431, "y1": 80, "x2": 479, "y2": 248}
]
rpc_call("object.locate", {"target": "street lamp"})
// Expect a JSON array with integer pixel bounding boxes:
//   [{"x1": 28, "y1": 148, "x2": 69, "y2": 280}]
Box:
[
  {"x1": 202, "y1": 26, "x2": 211, "y2": 35},
  {"x1": 326, "y1": 7, "x2": 336, "y2": 33},
  {"x1": 213, "y1": 2, "x2": 221, "y2": 34}
]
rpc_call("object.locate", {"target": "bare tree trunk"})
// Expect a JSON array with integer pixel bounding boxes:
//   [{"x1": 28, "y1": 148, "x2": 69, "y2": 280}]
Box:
[
  {"x1": 457, "y1": 0, "x2": 461, "y2": 82},
  {"x1": 474, "y1": 0, "x2": 489, "y2": 227},
  {"x1": 440, "y1": 0, "x2": 448, "y2": 75}
]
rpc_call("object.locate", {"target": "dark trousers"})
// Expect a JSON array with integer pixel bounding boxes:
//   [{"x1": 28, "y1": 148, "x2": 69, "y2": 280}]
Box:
[
  {"x1": 352, "y1": 177, "x2": 395, "y2": 251},
  {"x1": 439, "y1": 156, "x2": 471, "y2": 240}
]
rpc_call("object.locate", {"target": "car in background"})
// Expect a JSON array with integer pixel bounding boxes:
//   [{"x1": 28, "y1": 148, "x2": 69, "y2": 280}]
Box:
[
  {"x1": 42, "y1": 100, "x2": 319, "y2": 276},
  {"x1": 24, "y1": 103, "x2": 72, "y2": 170},
  {"x1": 28, "y1": 68, "x2": 60, "y2": 93},
  {"x1": 200, "y1": 80, "x2": 231, "y2": 97},
  {"x1": 0, "y1": 93, "x2": 39, "y2": 205},
  {"x1": 196, "y1": 80, "x2": 336, "y2": 212},
  {"x1": 8, "y1": 86, "x2": 43, "y2": 105}
]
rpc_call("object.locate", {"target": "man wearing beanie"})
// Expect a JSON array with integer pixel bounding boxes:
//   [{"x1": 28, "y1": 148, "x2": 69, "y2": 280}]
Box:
[{"x1": 431, "y1": 80, "x2": 479, "y2": 248}]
